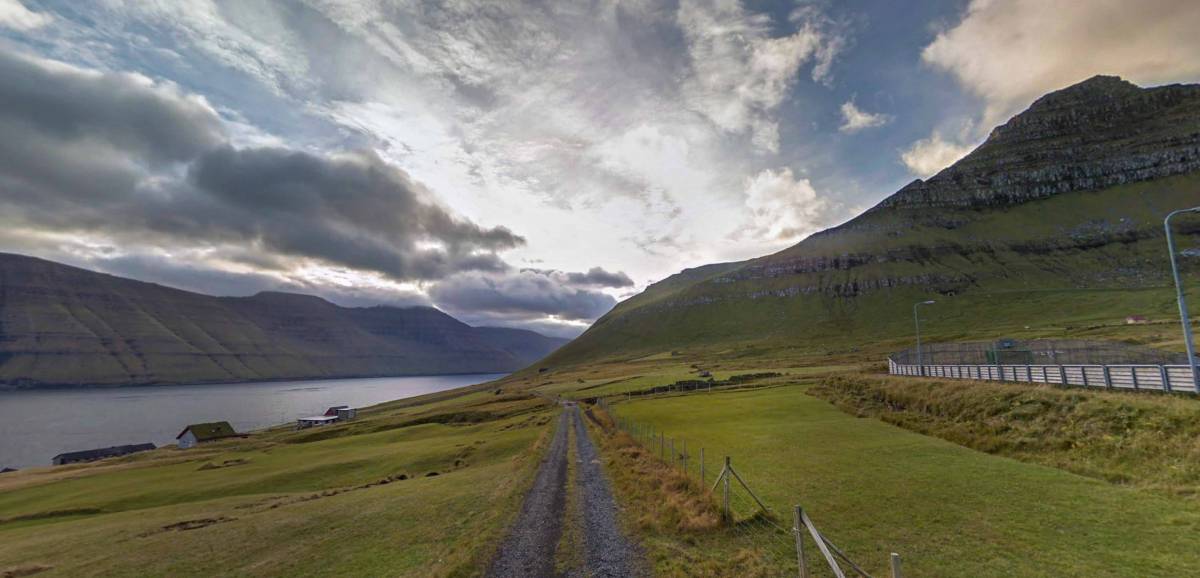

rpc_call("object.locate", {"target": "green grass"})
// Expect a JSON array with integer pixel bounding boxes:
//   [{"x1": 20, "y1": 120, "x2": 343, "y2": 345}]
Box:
[
  {"x1": 608, "y1": 384, "x2": 1200, "y2": 577},
  {"x1": 0, "y1": 390, "x2": 554, "y2": 577},
  {"x1": 809, "y1": 373, "x2": 1200, "y2": 496}
]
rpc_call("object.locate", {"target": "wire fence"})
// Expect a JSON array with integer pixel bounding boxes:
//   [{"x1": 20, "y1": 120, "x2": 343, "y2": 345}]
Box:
[
  {"x1": 597, "y1": 396, "x2": 904, "y2": 578},
  {"x1": 890, "y1": 339, "x2": 1188, "y2": 366}
]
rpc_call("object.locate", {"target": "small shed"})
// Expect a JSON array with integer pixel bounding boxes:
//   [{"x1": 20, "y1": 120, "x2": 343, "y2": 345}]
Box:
[
  {"x1": 323, "y1": 405, "x2": 357, "y2": 421},
  {"x1": 176, "y1": 422, "x2": 238, "y2": 449},
  {"x1": 1125, "y1": 315, "x2": 1149, "y2": 325},
  {"x1": 297, "y1": 415, "x2": 339, "y2": 429},
  {"x1": 52, "y1": 443, "x2": 156, "y2": 465}
]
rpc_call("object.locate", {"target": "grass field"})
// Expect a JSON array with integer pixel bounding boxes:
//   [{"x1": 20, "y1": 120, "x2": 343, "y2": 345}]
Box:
[
  {"x1": 605, "y1": 384, "x2": 1200, "y2": 577},
  {"x1": 0, "y1": 389, "x2": 554, "y2": 577}
]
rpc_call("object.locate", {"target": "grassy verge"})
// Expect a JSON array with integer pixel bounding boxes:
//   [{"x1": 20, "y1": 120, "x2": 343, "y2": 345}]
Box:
[
  {"x1": 586, "y1": 404, "x2": 774, "y2": 577},
  {"x1": 0, "y1": 390, "x2": 554, "y2": 577},
  {"x1": 809, "y1": 373, "x2": 1200, "y2": 496},
  {"x1": 609, "y1": 384, "x2": 1200, "y2": 577}
]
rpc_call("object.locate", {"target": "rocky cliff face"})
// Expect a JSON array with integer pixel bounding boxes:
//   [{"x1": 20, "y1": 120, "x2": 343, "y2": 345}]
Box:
[
  {"x1": 875, "y1": 76, "x2": 1200, "y2": 211},
  {"x1": 0, "y1": 254, "x2": 568, "y2": 387}
]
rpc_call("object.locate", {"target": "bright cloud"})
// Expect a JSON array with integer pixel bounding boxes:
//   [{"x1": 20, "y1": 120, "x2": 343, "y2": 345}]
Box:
[
  {"x1": 923, "y1": 0, "x2": 1200, "y2": 126},
  {"x1": 677, "y1": 0, "x2": 846, "y2": 152},
  {"x1": 0, "y1": 0, "x2": 49, "y2": 31},
  {"x1": 839, "y1": 100, "x2": 891, "y2": 133},
  {"x1": 739, "y1": 168, "x2": 837, "y2": 244},
  {"x1": 900, "y1": 132, "x2": 975, "y2": 177}
]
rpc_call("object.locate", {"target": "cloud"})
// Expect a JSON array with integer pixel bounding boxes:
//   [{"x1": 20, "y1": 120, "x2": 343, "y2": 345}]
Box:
[
  {"x1": 0, "y1": 49, "x2": 523, "y2": 284},
  {"x1": 429, "y1": 269, "x2": 618, "y2": 322},
  {"x1": 186, "y1": 146, "x2": 524, "y2": 280},
  {"x1": 0, "y1": 48, "x2": 225, "y2": 165},
  {"x1": 522, "y1": 267, "x2": 635, "y2": 289},
  {"x1": 737, "y1": 168, "x2": 837, "y2": 244},
  {"x1": 839, "y1": 100, "x2": 891, "y2": 133},
  {"x1": 0, "y1": 0, "x2": 49, "y2": 31},
  {"x1": 677, "y1": 0, "x2": 846, "y2": 151},
  {"x1": 922, "y1": 0, "x2": 1200, "y2": 127},
  {"x1": 899, "y1": 132, "x2": 975, "y2": 177}
]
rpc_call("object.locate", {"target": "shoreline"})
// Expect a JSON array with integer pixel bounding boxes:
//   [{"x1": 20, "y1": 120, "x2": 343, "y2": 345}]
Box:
[{"x1": 0, "y1": 370, "x2": 511, "y2": 392}]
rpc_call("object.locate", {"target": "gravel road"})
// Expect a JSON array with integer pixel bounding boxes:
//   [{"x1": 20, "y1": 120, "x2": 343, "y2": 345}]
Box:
[
  {"x1": 486, "y1": 410, "x2": 569, "y2": 577},
  {"x1": 487, "y1": 404, "x2": 641, "y2": 578},
  {"x1": 570, "y1": 405, "x2": 642, "y2": 577}
]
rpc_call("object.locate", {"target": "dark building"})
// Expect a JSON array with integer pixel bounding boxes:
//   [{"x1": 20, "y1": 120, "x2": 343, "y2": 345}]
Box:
[{"x1": 52, "y1": 443, "x2": 156, "y2": 466}]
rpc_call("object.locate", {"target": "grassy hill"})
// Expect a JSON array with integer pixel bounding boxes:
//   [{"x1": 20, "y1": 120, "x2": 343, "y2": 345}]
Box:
[
  {"x1": 547, "y1": 76, "x2": 1200, "y2": 366},
  {"x1": 0, "y1": 254, "x2": 567, "y2": 388}
]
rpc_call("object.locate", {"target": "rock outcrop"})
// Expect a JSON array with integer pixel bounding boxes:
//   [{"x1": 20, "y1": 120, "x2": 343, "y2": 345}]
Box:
[{"x1": 875, "y1": 76, "x2": 1200, "y2": 211}]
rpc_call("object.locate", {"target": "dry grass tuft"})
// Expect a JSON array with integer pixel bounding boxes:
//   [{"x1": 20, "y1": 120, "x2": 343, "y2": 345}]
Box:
[{"x1": 606, "y1": 430, "x2": 721, "y2": 532}]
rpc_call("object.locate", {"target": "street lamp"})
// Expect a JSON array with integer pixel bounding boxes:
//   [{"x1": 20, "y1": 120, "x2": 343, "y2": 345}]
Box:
[
  {"x1": 1165, "y1": 207, "x2": 1200, "y2": 393},
  {"x1": 914, "y1": 300, "x2": 936, "y2": 376}
]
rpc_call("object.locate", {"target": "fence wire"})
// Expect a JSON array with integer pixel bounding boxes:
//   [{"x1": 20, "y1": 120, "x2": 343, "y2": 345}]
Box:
[
  {"x1": 600, "y1": 398, "x2": 901, "y2": 578},
  {"x1": 890, "y1": 339, "x2": 1187, "y2": 366}
]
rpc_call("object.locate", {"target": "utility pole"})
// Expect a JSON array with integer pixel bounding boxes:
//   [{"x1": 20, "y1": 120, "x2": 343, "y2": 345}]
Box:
[
  {"x1": 1166, "y1": 207, "x2": 1200, "y2": 393},
  {"x1": 913, "y1": 300, "x2": 936, "y2": 376}
]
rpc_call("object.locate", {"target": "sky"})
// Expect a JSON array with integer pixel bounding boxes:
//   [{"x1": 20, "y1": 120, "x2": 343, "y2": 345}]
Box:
[{"x1": 1, "y1": 0, "x2": 1199, "y2": 338}]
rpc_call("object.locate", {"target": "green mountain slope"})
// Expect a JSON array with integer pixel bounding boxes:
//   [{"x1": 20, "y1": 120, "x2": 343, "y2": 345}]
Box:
[
  {"x1": 548, "y1": 76, "x2": 1200, "y2": 365},
  {"x1": 0, "y1": 254, "x2": 567, "y2": 387}
]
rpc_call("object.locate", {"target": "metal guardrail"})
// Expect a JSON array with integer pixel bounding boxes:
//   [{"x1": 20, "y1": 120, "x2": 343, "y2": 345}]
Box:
[{"x1": 889, "y1": 359, "x2": 1199, "y2": 393}]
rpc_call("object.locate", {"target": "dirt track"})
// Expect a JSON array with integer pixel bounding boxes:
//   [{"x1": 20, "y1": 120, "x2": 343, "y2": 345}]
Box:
[{"x1": 486, "y1": 404, "x2": 640, "y2": 577}]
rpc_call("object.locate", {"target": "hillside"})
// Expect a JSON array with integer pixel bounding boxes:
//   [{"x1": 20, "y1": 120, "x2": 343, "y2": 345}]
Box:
[
  {"x1": 0, "y1": 254, "x2": 567, "y2": 387},
  {"x1": 548, "y1": 76, "x2": 1200, "y2": 365}
]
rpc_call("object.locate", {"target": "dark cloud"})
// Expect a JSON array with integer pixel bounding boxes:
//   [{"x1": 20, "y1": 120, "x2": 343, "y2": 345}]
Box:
[
  {"x1": 567, "y1": 266, "x2": 634, "y2": 288},
  {"x1": 0, "y1": 49, "x2": 523, "y2": 283},
  {"x1": 521, "y1": 266, "x2": 635, "y2": 288},
  {"x1": 0, "y1": 48, "x2": 224, "y2": 165},
  {"x1": 182, "y1": 146, "x2": 524, "y2": 280},
  {"x1": 429, "y1": 270, "x2": 618, "y2": 322}
]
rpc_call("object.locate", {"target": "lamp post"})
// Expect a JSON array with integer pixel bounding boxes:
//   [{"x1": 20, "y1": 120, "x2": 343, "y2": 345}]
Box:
[
  {"x1": 914, "y1": 300, "x2": 936, "y2": 376},
  {"x1": 1165, "y1": 207, "x2": 1200, "y2": 393}
]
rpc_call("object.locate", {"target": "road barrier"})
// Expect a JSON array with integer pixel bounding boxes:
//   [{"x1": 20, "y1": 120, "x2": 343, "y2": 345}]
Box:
[{"x1": 888, "y1": 359, "x2": 1199, "y2": 393}]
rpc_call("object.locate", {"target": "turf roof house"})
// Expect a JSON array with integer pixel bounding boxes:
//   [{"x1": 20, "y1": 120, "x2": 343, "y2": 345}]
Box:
[{"x1": 176, "y1": 421, "x2": 239, "y2": 449}]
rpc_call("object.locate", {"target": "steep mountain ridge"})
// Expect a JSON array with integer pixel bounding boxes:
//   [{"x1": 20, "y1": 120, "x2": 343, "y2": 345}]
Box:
[
  {"x1": 0, "y1": 253, "x2": 567, "y2": 387},
  {"x1": 877, "y1": 75, "x2": 1200, "y2": 210},
  {"x1": 548, "y1": 76, "x2": 1200, "y2": 364}
]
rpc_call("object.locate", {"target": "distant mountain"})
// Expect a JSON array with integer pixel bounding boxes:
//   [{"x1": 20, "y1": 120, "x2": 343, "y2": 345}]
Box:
[
  {"x1": 547, "y1": 75, "x2": 1200, "y2": 364},
  {"x1": 0, "y1": 254, "x2": 568, "y2": 387}
]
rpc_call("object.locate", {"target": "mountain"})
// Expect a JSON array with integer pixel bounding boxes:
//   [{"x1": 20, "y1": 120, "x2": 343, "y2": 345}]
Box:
[
  {"x1": 547, "y1": 76, "x2": 1200, "y2": 364},
  {"x1": 0, "y1": 254, "x2": 568, "y2": 387}
]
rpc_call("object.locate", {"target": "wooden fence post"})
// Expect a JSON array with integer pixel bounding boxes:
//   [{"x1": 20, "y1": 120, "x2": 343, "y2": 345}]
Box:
[
  {"x1": 794, "y1": 505, "x2": 809, "y2": 578},
  {"x1": 723, "y1": 456, "x2": 731, "y2": 520},
  {"x1": 700, "y1": 448, "x2": 705, "y2": 483}
]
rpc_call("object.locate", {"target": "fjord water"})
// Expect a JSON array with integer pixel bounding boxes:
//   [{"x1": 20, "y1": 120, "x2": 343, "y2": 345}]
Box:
[{"x1": 0, "y1": 374, "x2": 504, "y2": 468}]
